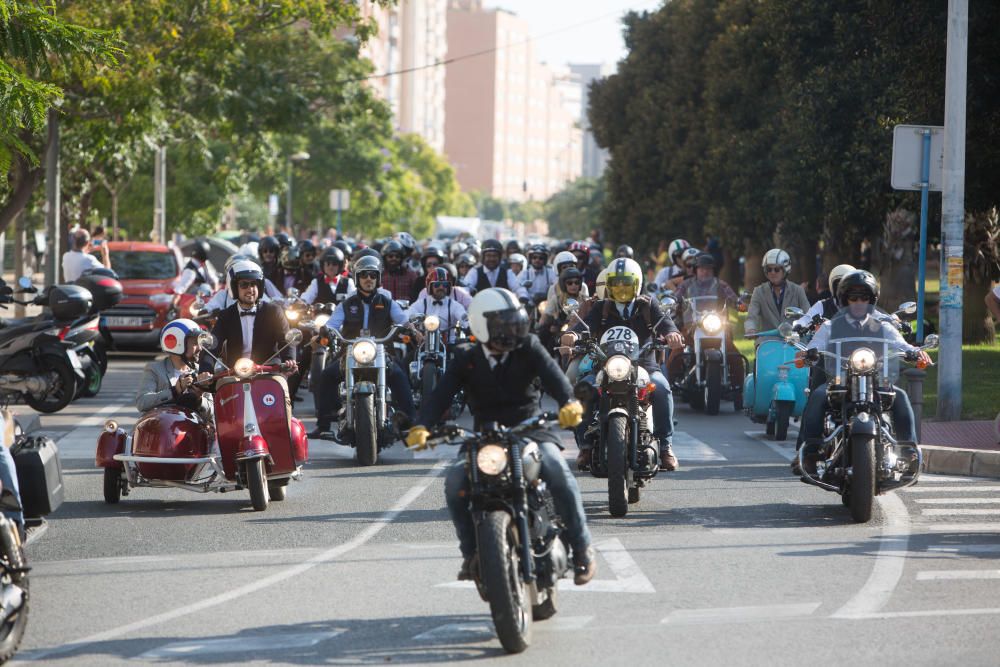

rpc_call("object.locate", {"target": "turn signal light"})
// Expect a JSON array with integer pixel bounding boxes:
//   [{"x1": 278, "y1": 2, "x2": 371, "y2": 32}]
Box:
[
  {"x1": 401, "y1": 335, "x2": 411, "y2": 344},
  {"x1": 916, "y1": 359, "x2": 928, "y2": 370},
  {"x1": 320, "y1": 337, "x2": 329, "y2": 346},
  {"x1": 794, "y1": 358, "x2": 806, "y2": 369},
  {"x1": 637, "y1": 382, "x2": 656, "y2": 401}
]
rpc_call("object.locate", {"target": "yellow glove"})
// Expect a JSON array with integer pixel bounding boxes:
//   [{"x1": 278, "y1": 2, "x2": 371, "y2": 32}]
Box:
[
  {"x1": 558, "y1": 400, "x2": 584, "y2": 429},
  {"x1": 405, "y1": 425, "x2": 431, "y2": 451}
]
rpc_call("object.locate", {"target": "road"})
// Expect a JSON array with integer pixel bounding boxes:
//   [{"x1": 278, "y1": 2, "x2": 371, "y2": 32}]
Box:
[{"x1": 12, "y1": 353, "x2": 1000, "y2": 665}]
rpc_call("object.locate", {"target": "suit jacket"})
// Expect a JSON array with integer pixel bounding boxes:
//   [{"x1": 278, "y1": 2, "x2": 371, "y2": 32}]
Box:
[
  {"x1": 745, "y1": 281, "x2": 812, "y2": 335},
  {"x1": 200, "y1": 301, "x2": 291, "y2": 371},
  {"x1": 136, "y1": 357, "x2": 211, "y2": 414}
]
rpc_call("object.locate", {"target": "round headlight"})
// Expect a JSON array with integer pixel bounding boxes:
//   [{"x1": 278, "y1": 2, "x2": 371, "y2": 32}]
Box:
[
  {"x1": 605, "y1": 354, "x2": 632, "y2": 382},
  {"x1": 285, "y1": 309, "x2": 299, "y2": 322},
  {"x1": 538, "y1": 300, "x2": 548, "y2": 314},
  {"x1": 104, "y1": 420, "x2": 119, "y2": 433},
  {"x1": 424, "y1": 315, "x2": 441, "y2": 332},
  {"x1": 352, "y1": 340, "x2": 377, "y2": 364},
  {"x1": 313, "y1": 313, "x2": 330, "y2": 328},
  {"x1": 849, "y1": 347, "x2": 877, "y2": 373},
  {"x1": 476, "y1": 444, "x2": 508, "y2": 476},
  {"x1": 702, "y1": 313, "x2": 722, "y2": 333},
  {"x1": 233, "y1": 357, "x2": 254, "y2": 378}
]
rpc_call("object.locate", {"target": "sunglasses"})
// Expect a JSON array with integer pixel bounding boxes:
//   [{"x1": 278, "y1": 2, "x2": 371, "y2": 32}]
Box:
[
  {"x1": 846, "y1": 294, "x2": 869, "y2": 303},
  {"x1": 685, "y1": 262, "x2": 697, "y2": 269},
  {"x1": 430, "y1": 281, "x2": 450, "y2": 290},
  {"x1": 237, "y1": 280, "x2": 258, "y2": 290},
  {"x1": 358, "y1": 271, "x2": 379, "y2": 280},
  {"x1": 766, "y1": 266, "x2": 785, "y2": 274},
  {"x1": 564, "y1": 279, "x2": 582, "y2": 286}
]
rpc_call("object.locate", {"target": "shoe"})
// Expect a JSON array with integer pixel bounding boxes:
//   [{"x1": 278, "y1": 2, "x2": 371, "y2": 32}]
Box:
[
  {"x1": 293, "y1": 395, "x2": 303, "y2": 403},
  {"x1": 576, "y1": 448, "x2": 592, "y2": 471},
  {"x1": 573, "y1": 546, "x2": 597, "y2": 585},
  {"x1": 659, "y1": 440, "x2": 678, "y2": 471},
  {"x1": 307, "y1": 425, "x2": 331, "y2": 439},
  {"x1": 800, "y1": 439, "x2": 822, "y2": 476},
  {"x1": 457, "y1": 555, "x2": 475, "y2": 581}
]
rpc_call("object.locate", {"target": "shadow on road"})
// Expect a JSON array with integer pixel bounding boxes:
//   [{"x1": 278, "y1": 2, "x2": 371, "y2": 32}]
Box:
[{"x1": 581, "y1": 500, "x2": 857, "y2": 530}]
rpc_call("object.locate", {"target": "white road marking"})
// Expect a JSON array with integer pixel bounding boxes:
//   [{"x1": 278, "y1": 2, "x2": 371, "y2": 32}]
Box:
[
  {"x1": 831, "y1": 493, "x2": 910, "y2": 620},
  {"x1": 927, "y1": 544, "x2": 1000, "y2": 554},
  {"x1": 50, "y1": 402, "x2": 131, "y2": 459},
  {"x1": 919, "y1": 474, "x2": 978, "y2": 483},
  {"x1": 928, "y1": 523, "x2": 1000, "y2": 532},
  {"x1": 672, "y1": 432, "x2": 727, "y2": 462},
  {"x1": 915, "y1": 498, "x2": 1000, "y2": 504},
  {"x1": 661, "y1": 602, "x2": 820, "y2": 625},
  {"x1": 903, "y1": 486, "x2": 1000, "y2": 493},
  {"x1": 855, "y1": 607, "x2": 1000, "y2": 620},
  {"x1": 140, "y1": 630, "x2": 345, "y2": 658},
  {"x1": 916, "y1": 570, "x2": 1000, "y2": 581},
  {"x1": 922, "y1": 508, "x2": 1000, "y2": 516},
  {"x1": 20, "y1": 461, "x2": 449, "y2": 662},
  {"x1": 743, "y1": 430, "x2": 797, "y2": 461}
]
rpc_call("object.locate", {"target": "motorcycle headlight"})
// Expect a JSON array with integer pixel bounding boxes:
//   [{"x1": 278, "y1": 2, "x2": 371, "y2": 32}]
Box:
[
  {"x1": 701, "y1": 313, "x2": 722, "y2": 333},
  {"x1": 538, "y1": 300, "x2": 548, "y2": 313},
  {"x1": 849, "y1": 347, "x2": 877, "y2": 373},
  {"x1": 352, "y1": 340, "x2": 377, "y2": 365},
  {"x1": 313, "y1": 313, "x2": 330, "y2": 328},
  {"x1": 233, "y1": 357, "x2": 254, "y2": 378},
  {"x1": 605, "y1": 354, "x2": 632, "y2": 382},
  {"x1": 424, "y1": 315, "x2": 441, "y2": 332},
  {"x1": 285, "y1": 309, "x2": 299, "y2": 322},
  {"x1": 476, "y1": 444, "x2": 508, "y2": 476}
]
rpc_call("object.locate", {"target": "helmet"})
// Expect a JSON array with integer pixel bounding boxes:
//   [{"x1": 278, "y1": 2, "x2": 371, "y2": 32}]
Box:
[
  {"x1": 554, "y1": 251, "x2": 577, "y2": 273},
  {"x1": 274, "y1": 232, "x2": 293, "y2": 250},
  {"x1": 669, "y1": 238, "x2": 691, "y2": 266},
  {"x1": 558, "y1": 266, "x2": 583, "y2": 291},
  {"x1": 381, "y1": 240, "x2": 405, "y2": 260},
  {"x1": 527, "y1": 243, "x2": 549, "y2": 261},
  {"x1": 589, "y1": 249, "x2": 603, "y2": 266},
  {"x1": 441, "y1": 262, "x2": 458, "y2": 282},
  {"x1": 606, "y1": 257, "x2": 643, "y2": 304},
  {"x1": 280, "y1": 245, "x2": 301, "y2": 271},
  {"x1": 160, "y1": 318, "x2": 201, "y2": 356},
  {"x1": 762, "y1": 248, "x2": 791, "y2": 274},
  {"x1": 421, "y1": 246, "x2": 445, "y2": 267},
  {"x1": 695, "y1": 252, "x2": 716, "y2": 269},
  {"x1": 467, "y1": 288, "x2": 529, "y2": 352},
  {"x1": 229, "y1": 259, "x2": 264, "y2": 299},
  {"x1": 505, "y1": 240, "x2": 521, "y2": 255},
  {"x1": 681, "y1": 247, "x2": 701, "y2": 267},
  {"x1": 353, "y1": 254, "x2": 383, "y2": 287},
  {"x1": 299, "y1": 239, "x2": 317, "y2": 257},
  {"x1": 224, "y1": 253, "x2": 250, "y2": 277},
  {"x1": 352, "y1": 247, "x2": 381, "y2": 264},
  {"x1": 594, "y1": 268, "x2": 609, "y2": 300},
  {"x1": 190, "y1": 239, "x2": 210, "y2": 262},
  {"x1": 569, "y1": 241, "x2": 590, "y2": 260},
  {"x1": 467, "y1": 240, "x2": 482, "y2": 262},
  {"x1": 481, "y1": 239, "x2": 503, "y2": 257},
  {"x1": 616, "y1": 245, "x2": 634, "y2": 259},
  {"x1": 395, "y1": 232, "x2": 416, "y2": 255},
  {"x1": 258, "y1": 235, "x2": 279, "y2": 257},
  {"x1": 425, "y1": 266, "x2": 452, "y2": 290},
  {"x1": 508, "y1": 253, "x2": 526, "y2": 268},
  {"x1": 450, "y1": 241, "x2": 468, "y2": 259},
  {"x1": 238, "y1": 241, "x2": 259, "y2": 259},
  {"x1": 456, "y1": 253, "x2": 475, "y2": 268},
  {"x1": 829, "y1": 263, "x2": 856, "y2": 295},
  {"x1": 837, "y1": 270, "x2": 879, "y2": 306},
  {"x1": 321, "y1": 247, "x2": 346, "y2": 267},
  {"x1": 333, "y1": 239, "x2": 353, "y2": 257}
]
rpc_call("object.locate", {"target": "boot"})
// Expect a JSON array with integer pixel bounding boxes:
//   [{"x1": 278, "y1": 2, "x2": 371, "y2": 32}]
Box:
[
  {"x1": 457, "y1": 555, "x2": 475, "y2": 581},
  {"x1": 573, "y1": 546, "x2": 597, "y2": 585},
  {"x1": 896, "y1": 441, "x2": 920, "y2": 473},
  {"x1": 800, "y1": 439, "x2": 822, "y2": 476},
  {"x1": 307, "y1": 422, "x2": 332, "y2": 439},
  {"x1": 659, "y1": 438, "x2": 678, "y2": 471},
  {"x1": 576, "y1": 448, "x2": 592, "y2": 471}
]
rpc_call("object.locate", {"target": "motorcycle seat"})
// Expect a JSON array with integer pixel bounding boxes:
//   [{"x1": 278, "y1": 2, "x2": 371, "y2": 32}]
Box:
[{"x1": 0, "y1": 319, "x2": 59, "y2": 344}]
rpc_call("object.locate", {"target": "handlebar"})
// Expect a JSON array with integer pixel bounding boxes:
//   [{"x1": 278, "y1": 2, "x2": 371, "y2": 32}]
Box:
[
  {"x1": 328, "y1": 324, "x2": 404, "y2": 346},
  {"x1": 427, "y1": 412, "x2": 560, "y2": 447}
]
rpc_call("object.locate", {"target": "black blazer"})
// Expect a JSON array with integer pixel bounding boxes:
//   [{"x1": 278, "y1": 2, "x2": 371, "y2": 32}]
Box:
[{"x1": 200, "y1": 301, "x2": 291, "y2": 371}]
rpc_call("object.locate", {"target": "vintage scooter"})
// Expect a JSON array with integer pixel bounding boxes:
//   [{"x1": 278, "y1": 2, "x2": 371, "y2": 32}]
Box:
[
  {"x1": 96, "y1": 330, "x2": 309, "y2": 511},
  {"x1": 742, "y1": 306, "x2": 811, "y2": 441}
]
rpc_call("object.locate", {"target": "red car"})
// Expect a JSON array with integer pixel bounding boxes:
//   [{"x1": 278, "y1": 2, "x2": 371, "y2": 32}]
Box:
[{"x1": 100, "y1": 242, "x2": 196, "y2": 349}]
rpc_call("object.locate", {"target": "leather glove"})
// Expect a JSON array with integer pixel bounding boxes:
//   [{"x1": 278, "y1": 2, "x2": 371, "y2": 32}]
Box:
[
  {"x1": 558, "y1": 400, "x2": 584, "y2": 429},
  {"x1": 405, "y1": 425, "x2": 430, "y2": 451}
]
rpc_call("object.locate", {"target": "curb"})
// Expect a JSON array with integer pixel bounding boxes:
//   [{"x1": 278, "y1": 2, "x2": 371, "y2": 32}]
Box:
[{"x1": 920, "y1": 445, "x2": 1000, "y2": 479}]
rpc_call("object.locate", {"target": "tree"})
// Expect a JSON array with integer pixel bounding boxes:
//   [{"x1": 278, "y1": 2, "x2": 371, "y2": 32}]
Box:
[{"x1": 545, "y1": 178, "x2": 604, "y2": 240}]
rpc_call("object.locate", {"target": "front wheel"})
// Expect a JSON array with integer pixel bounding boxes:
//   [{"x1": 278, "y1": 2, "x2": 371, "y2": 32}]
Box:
[
  {"x1": 354, "y1": 394, "x2": 378, "y2": 466},
  {"x1": 606, "y1": 415, "x2": 629, "y2": 518},
  {"x1": 103, "y1": 468, "x2": 122, "y2": 504},
  {"x1": 246, "y1": 458, "x2": 269, "y2": 511},
  {"x1": 23, "y1": 356, "x2": 77, "y2": 414},
  {"x1": 478, "y1": 511, "x2": 532, "y2": 654},
  {"x1": 773, "y1": 401, "x2": 793, "y2": 441},
  {"x1": 0, "y1": 523, "x2": 28, "y2": 663},
  {"x1": 849, "y1": 436, "x2": 876, "y2": 523},
  {"x1": 420, "y1": 361, "x2": 438, "y2": 406},
  {"x1": 705, "y1": 361, "x2": 722, "y2": 416}
]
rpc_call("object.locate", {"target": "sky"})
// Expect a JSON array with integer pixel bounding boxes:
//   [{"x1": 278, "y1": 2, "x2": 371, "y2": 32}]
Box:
[{"x1": 484, "y1": 0, "x2": 662, "y2": 69}]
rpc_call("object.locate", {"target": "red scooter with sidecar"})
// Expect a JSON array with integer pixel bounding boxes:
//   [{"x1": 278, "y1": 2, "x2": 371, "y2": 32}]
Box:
[{"x1": 96, "y1": 330, "x2": 308, "y2": 511}]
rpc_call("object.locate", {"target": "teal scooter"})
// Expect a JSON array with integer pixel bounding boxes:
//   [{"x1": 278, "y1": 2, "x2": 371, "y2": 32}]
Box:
[{"x1": 742, "y1": 317, "x2": 809, "y2": 441}]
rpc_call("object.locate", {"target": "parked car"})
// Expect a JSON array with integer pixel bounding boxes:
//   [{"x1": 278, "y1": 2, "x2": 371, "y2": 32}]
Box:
[{"x1": 99, "y1": 242, "x2": 192, "y2": 349}]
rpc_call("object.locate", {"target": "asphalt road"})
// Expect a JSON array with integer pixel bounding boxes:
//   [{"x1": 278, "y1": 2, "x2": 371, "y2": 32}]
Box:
[{"x1": 11, "y1": 353, "x2": 1000, "y2": 665}]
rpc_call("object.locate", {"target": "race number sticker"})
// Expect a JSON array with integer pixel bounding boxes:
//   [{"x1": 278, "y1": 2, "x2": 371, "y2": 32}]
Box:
[
  {"x1": 262, "y1": 393, "x2": 276, "y2": 407},
  {"x1": 600, "y1": 326, "x2": 636, "y2": 344}
]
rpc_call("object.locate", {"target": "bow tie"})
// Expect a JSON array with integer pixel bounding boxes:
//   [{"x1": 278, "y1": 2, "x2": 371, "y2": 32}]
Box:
[
  {"x1": 432, "y1": 300, "x2": 444, "y2": 306},
  {"x1": 325, "y1": 276, "x2": 338, "y2": 285},
  {"x1": 240, "y1": 309, "x2": 256, "y2": 317}
]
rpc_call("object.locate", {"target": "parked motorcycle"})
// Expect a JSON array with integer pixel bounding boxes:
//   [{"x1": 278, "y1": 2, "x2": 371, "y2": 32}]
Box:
[
  {"x1": 428, "y1": 413, "x2": 571, "y2": 654},
  {"x1": 97, "y1": 330, "x2": 309, "y2": 511},
  {"x1": 675, "y1": 295, "x2": 743, "y2": 415},
  {"x1": 786, "y1": 311, "x2": 938, "y2": 522}
]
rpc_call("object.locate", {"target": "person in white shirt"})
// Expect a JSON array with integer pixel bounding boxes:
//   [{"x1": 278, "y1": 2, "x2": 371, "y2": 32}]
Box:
[
  {"x1": 462, "y1": 239, "x2": 527, "y2": 298},
  {"x1": 406, "y1": 268, "x2": 469, "y2": 344},
  {"x1": 173, "y1": 240, "x2": 219, "y2": 295},
  {"x1": 204, "y1": 255, "x2": 280, "y2": 312},
  {"x1": 62, "y1": 230, "x2": 110, "y2": 282},
  {"x1": 517, "y1": 244, "x2": 559, "y2": 301},
  {"x1": 301, "y1": 248, "x2": 355, "y2": 305}
]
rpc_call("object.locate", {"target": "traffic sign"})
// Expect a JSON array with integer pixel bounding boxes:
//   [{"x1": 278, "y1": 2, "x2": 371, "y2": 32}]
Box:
[
  {"x1": 891, "y1": 124, "x2": 944, "y2": 191},
  {"x1": 329, "y1": 189, "x2": 350, "y2": 211}
]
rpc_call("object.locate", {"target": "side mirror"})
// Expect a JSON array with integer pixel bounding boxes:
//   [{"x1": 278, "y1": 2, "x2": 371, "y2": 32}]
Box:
[
  {"x1": 196, "y1": 284, "x2": 213, "y2": 299},
  {"x1": 660, "y1": 296, "x2": 677, "y2": 311},
  {"x1": 285, "y1": 329, "x2": 303, "y2": 346},
  {"x1": 397, "y1": 299, "x2": 411, "y2": 310},
  {"x1": 922, "y1": 333, "x2": 939, "y2": 349},
  {"x1": 645, "y1": 283, "x2": 659, "y2": 294},
  {"x1": 198, "y1": 332, "x2": 216, "y2": 349},
  {"x1": 189, "y1": 301, "x2": 205, "y2": 317},
  {"x1": 563, "y1": 298, "x2": 580, "y2": 314},
  {"x1": 896, "y1": 301, "x2": 918, "y2": 316},
  {"x1": 286, "y1": 288, "x2": 300, "y2": 300},
  {"x1": 784, "y1": 306, "x2": 805, "y2": 320}
]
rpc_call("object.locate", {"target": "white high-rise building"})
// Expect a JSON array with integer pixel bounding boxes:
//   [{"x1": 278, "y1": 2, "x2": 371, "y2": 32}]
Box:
[{"x1": 569, "y1": 63, "x2": 613, "y2": 179}]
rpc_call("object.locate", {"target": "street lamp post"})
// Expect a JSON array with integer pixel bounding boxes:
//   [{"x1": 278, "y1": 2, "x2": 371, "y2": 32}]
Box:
[{"x1": 285, "y1": 151, "x2": 310, "y2": 232}]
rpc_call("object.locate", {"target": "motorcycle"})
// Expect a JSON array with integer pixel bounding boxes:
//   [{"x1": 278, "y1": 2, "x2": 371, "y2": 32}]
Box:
[
  {"x1": 786, "y1": 312, "x2": 939, "y2": 522},
  {"x1": 0, "y1": 480, "x2": 27, "y2": 664},
  {"x1": 564, "y1": 299, "x2": 669, "y2": 517},
  {"x1": 97, "y1": 330, "x2": 309, "y2": 511},
  {"x1": 326, "y1": 325, "x2": 404, "y2": 466},
  {"x1": 675, "y1": 295, "x2": 743, "y2": 415},
  {"x1": 408, "y1": 313, "x2": 466, "y2": 418},
  {"x1": 428, "y1": 413, "x2": 571, "y2": 654}
]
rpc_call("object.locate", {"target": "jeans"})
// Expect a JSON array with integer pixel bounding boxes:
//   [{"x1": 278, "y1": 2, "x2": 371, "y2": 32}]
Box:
[
  {"x1": 445, "y1": 439, "x2": 591, "y2": 558},
  {"x1": 576, "y1": 368, "x2": 674, "y2": 449},
  {"x1": 799, "y1": 384, "x2": 917, "y2": 445},
  {"x1": 315, "y1": 357, "x2": 414, "y2": 429}
]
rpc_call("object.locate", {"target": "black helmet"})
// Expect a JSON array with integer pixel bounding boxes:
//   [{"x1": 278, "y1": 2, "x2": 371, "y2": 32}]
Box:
[
  {"x1": 275, "y1": 232, "x2": 293, "y2": 250},
  {"x1": 558, "y1": 266, "x2": 583, "y2": 291},
  {"x1": 352, "y1": 247, "x2": 381, "y2": 264},
  {"x1": 837, "y1": 270, "x2": 879, "y2": 306},
  {"x1": 505, "y1": 240, "x2": 521, "y2": 254},
  {"x1": 353, "y1": 254, "x2": 382, "y2": 287},
  {"x1": 527, "y1": 243, "x2": 549, "y2": 261},
  {"x1": 191, "y1": 239, "x2": 211, "y2": 262},
  {"x1": 299, "y1": 239, "x2": 317, "y2": 256},
  {"x1": 280, "y1": 245, "x2": 301, "y2": 271},
  {"x1": 333, "y1": 239, "x2": 353, "y2": 257},
  {"x1": 421, "y1": 246, "x2": 445, "y2": 267},
  {"x1": 381, "y1": 240, "x2": 405, "y2": 259},
  {"x1": 695, "y1": 252, "x2": 716, "y2": 269},
  {"x1": 321, "y1": 247, "x2": 345, "y2": 267},
  {"x1": 616, "y1": 244, "x2": 634, "y2": 259},
  {"x1": 259, "y1": 235, "x2": 279, "y2": 257},
  {"x1": 481, "y1": 239, "x2": 503, "y2": 256}
]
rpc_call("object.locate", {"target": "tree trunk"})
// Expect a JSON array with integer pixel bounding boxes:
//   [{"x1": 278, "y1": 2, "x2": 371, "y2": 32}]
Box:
[
  {"x1": 0, "y1": 155, "x2": 44, "y2": 235},
  {"x1": 963, "y1": 280, "x2": 995, "y2": 344},
  {"x1": 743, "y1": 239, "x2": 765, "y2": 292}
]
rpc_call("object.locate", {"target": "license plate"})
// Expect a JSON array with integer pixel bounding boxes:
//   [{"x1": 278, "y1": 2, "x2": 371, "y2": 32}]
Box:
[{"x1": 105, "y1": 316, "x2": 144, "y2": 328}]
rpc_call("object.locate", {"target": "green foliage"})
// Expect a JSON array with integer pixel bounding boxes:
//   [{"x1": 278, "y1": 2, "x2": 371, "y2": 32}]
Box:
[{"x1": 545, "y1": 178, "x2": 604, "y2": 240}]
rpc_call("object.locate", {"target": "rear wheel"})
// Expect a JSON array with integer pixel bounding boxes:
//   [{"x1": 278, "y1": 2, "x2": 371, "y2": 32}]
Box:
[
  {"x1": 246, "y1": 458, "x2": 269, "y2": 511},
  {"x1": 773, "y1": 401, "x2": 793, "y2": 441},
  {"x1": 705, "y1": 361, "x2": 722, "y2": 415},
  {"x1": 23, "y1": 356, "x2": 77, "y2": 414},
  {"x1": 607, "y1": 415, "x2": 629, "y2": 517},
  {"x1": 849, "y1": 436, "x2": 876, "y2": 523},
  {"x1": 479, "y1": 511, "x2": 531, "y2": 654},
  {"x1": 103, "y1": 468, "x2": 122, "y2": 504},
  {"x1": 80, "y1": 354, "x2": 103, "y2": 398},
  {"x1": 0, "y1": 523, "x2": 28, "y2": 663},
  {"x1": 355, "y1": 394, "x2": 378, "y2": 466}
]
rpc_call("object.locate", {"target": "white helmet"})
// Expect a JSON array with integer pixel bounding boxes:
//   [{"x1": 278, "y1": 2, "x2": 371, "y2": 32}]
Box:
[
  {"x1": 160, "y1": 318, "x2": 201, "y2": 356},
  {"x1": 762, "y1": 248, "x2": 791, "y2": 274},
  {"x1": 669, "y1": 238, "x2": 691, "y2": 266},
  {"x1": 508, "y1": 253, "x2": 527, "y2": 268},
  {"x1": 680, "y1": 247, "x2": 700, "y2": 266},
  {"x1": 594, "y1": 267, "x2": 609, "y2": 300},
  {"x1": 238, "y1": 241, "x2": 259, "y2": 259},
  {"x1": 467, "y1": 288, "x2": 529, "y2": 352},
  {"x1": 828, "y1": 263, "x2": 856, "y2": 294},
  {"x1": 553, "y1": 251, "x2": 577, "y2": 271}
]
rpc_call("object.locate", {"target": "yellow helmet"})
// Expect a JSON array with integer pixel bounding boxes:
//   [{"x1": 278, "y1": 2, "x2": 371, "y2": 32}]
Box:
[{"x1": 606, "y1": 257, "x2": 643, "y2": 304}]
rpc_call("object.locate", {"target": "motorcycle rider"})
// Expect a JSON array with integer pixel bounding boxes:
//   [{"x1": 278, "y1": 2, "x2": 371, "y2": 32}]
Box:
[
  {"x1": 544, "y1": 251, "x2": 589, "y2": 304},
  {"x1": 508, "y1": 253, "x2": 527, "y2": 278},
  {"x1": 795, "y1": 271, "x2": 931, "y2": 474},
  {"x1": 407, "y1": 267, "x2": 469, "y2": 345},
  {"x1": 301, "y1": 248, "x2": 354, "y2": 305},
  {"x1": 538, "y1": 267, "x2": 585, "y2": 352},
  {"x1": 411, "y1": 246, "x2": 447, "y2": 301},
  {"x1": 792, "y1": 263, "x2": 856, "y2": 330},
  {"x1": 463, "y1": 239, "x2": 526, "y2": 297},
  {"x1": 299, "y1": 239, "x2": 319, "y2": 278},
  {"x1": 652, "y1": 238, "x2": 691, "y2": 289},
  {"x1": 258, "y1": 235, "x2": 283, "y2": 288},
  {"x1": 560, "y1": 258, "x2": 685, "y2": 471},
  {"x1": 138, "y1": 318, "x2": 213, "y2": 417},
  {"x1": 310, "y1": 255, "x2": 417, "y2": 438},
  {"x1": 380, "y1": 240, "x2": 420, "y2": 302},
  {"x1": 173, "y1": 239, "x2": 219, "y2": 295},
  {"x1": 517, "y1": 244, "x2": 558, "y2": 301},
  {"x1": 204, "y1": 255, "x2": 282, "y2": 312},
  {"x1": 744, "y1": 248, "x2": 812, "y2": 339},
  {"x1": 405, "y1": 288, "x2": 597, "y2": 585},
  {"x1": 455, "y1": 253, "x2": 475, "y2": 284}
]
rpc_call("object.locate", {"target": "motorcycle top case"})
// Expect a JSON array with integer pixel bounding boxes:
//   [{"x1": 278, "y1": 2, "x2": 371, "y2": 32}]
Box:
[
  {"x1": 75, "y1": 270, "x2": 123, "y2": 314},
  {"x1": 49, "y1": 284, "x2": 93, "y2": 321},
  {"x1": 11, "y1": 435, "x2": 65, "y2": 517}
]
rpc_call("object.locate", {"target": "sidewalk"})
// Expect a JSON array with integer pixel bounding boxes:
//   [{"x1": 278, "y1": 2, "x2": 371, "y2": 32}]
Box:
[{"x1": 920, "y1": 419, "x2": 1000, "y2": 479}]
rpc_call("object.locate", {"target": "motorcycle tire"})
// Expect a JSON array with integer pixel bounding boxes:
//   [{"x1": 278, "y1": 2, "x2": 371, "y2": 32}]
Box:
[
  {"x1": 532, "y1": 586, "x2": 558, "y2": 621},
  {"x1": 479, "y1": 511, "x2": 532, "y2": 654},
  {"x1": 94, "y1": 342, "x2": 108, "y2": 375},
  {"x1": 705, "y1": 362, "x2": 722, "y2": 416},
  {"x1": 0, "y1": 522, "x2": 28, "y2": 664},
  {"x1": 773, "y1": 401, "x2": 793, "y2": 441},
  {"x1": 688, "y1": 378, "x2": 705, "y2": 412},
  {"x1": 421, "y1": 361, "x2": 437, "y2": 407},
  {"x1": 79, "y1": 358, "x2": 103, "y2": 398},
  {"x1": 103, "y1": 468, "x2": 122, "y2": 504},
  {"x1": 310, "y1": 348, "x2": 327, "y2": 414},
  {"x1": 268, "y1": 479, "x2": 288, "y2": 502},
  {"x1": 849, "y1": 435, "x2": 876, "y2": 523},
  {"x1": 246, "y1": 458, "x2": 269, "y2": 512},
  {"x1": 355, "y1": 394, "x2": 378, "y2": 466},
  {"x1": 607, "y1": 414, "x2": 629, "y2": 518},
  {"x1": 23, "y1": 356, "x2": 77, "y2": 414}
]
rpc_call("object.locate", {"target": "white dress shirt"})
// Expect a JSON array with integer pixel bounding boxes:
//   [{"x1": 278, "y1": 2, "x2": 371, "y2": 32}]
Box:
[
  {"x1": 406, "y1": 296, "x2": 468, "y2": 344},
  {"x1": 237, "y1": 305, "x2": 257, "y2": 356}
]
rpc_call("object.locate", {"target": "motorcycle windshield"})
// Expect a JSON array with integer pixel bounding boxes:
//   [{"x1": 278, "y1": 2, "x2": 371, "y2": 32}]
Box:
[
  {"x1": 684, "y1": 295, "x2": 720, "y2": 320},
  {"x1": 823, "y1": 310, "x2": 900, "y2": 385}
]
